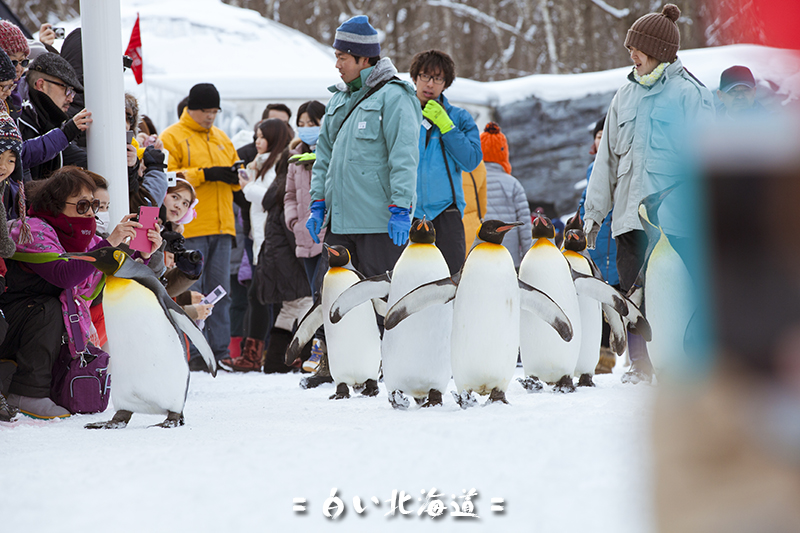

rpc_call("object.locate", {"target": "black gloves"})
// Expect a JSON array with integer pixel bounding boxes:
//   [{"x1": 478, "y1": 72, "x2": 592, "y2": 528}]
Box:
[
  {"x1": 142, "y1": 146, "x2": 166, "y2": 171},
  {"x1": 203, "y1": 165, "x2": 239, "y2": 184}
]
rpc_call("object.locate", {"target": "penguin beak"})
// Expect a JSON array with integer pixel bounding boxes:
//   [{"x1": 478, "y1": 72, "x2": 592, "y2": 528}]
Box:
[
  {"x1": 497, "y1": 222, "x2": 524, "y2": 233},
  {"x1": 59, "y1": 252, "x2": 96, "y2": 263}
]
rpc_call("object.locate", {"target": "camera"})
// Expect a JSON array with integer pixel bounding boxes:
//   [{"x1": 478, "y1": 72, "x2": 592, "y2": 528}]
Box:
[
  {"x1": 53, "y1": 27, "x2": 65, "y2": 39},
  {"x1": 122, "y1": 55, "x2": 133, "y2": 70},
  {"x1": 161, "y1": 225, "x2": 203, "y2": 266}
]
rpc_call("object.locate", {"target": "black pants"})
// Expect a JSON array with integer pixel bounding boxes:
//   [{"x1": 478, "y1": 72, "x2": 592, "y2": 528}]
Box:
[
  {"x1": 430, "y1": 205, "x2": 466, "y2": 276},
  {"x1": 323, "y1": 231, "x2": 404, "y2": 278},
  {"x1": 0, "y1": 296, "x2": 65, "y2": 398}
]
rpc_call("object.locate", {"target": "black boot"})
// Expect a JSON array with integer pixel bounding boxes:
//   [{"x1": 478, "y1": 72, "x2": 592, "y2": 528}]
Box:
[
  {"x1": 300, "y1": 350, "x2": 334, "y2": 389},
  {"x1": 263, "y1": 328, "x2": 293, "y2": 374}
]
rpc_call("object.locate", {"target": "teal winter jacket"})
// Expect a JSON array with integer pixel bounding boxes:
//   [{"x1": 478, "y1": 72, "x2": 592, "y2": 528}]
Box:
[
  {"x1": 414, "y1": 94, "x2": 482, "y2": 220},
  {"x1": 310, "y1": 58, "x2": 422, "y2": 235}
]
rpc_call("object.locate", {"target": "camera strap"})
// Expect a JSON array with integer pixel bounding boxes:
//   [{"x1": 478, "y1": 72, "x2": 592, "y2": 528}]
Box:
[{"x1": 333, "y1": 76, "x2": 399, "y2": 140}]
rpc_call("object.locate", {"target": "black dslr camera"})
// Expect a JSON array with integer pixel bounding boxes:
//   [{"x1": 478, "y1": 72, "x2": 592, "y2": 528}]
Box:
[{"x1": 161, "y1": 222, "x2": 203, "y2": 274}]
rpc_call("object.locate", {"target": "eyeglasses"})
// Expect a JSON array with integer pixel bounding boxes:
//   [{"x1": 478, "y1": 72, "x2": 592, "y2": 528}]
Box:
[
  {"x1": 42, "y1": 79, "x2": 76, "y2": 98},
  {"x1": 65, "y1": 199, "x2": 101, "y2": 215},
  {"x1": 418, "y1": 73, "x2": 445, "y2": 85},
  {"x1": 11, "y1": 59, "x2": 29, "y2": 68},
  {"x1": 0, "y1": 82, "x2": 16, "y2": 93}
]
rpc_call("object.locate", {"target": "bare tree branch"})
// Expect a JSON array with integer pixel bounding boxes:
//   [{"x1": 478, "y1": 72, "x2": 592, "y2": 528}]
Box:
[
  {"x1": 590, "y1": 0, "x2": 630, "y2": 19},
  {"x1": 426, "y1": 0, "x2": 534, "y2": 43}
]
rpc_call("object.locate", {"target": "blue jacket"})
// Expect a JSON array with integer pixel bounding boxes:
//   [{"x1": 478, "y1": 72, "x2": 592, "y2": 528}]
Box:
[
  {"x1": 414, "y1": 94, "x2": 482, "y2": 220},
  {"x1": 579, "y1": 161, "x2": 619, "y2": 286}
]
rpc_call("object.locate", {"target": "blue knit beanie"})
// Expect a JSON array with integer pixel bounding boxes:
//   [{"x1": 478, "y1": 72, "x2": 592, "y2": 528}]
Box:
[{"x1": 333, "y1": 15, "x2": 380, "y2": 58}]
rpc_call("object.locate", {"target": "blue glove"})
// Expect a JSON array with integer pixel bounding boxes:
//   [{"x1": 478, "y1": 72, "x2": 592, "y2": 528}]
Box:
[
  {"x1": 306, "y1": 200, "x2": 326, "y2": 244},
  {"x1": 387, "y1": 205, "x2": 411, "y2": 247}
]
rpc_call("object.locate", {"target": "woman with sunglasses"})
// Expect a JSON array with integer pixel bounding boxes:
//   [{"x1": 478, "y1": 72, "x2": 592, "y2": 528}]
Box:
[{"x1": 0, "y1": 166, "x2": 161, "y2": 419}]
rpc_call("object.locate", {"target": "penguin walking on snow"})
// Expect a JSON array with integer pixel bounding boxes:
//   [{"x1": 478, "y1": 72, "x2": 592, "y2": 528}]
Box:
[
  {"x1": 518, "y1": 216, "x2": 644, "y2": 392},
  {"x1": 637, "y1": 185, "x2": 694, "y2": 376},
  {"x1": 60, "y1": 246, "x2": 217, "y2": 429},
  {"x1": 385, "y1": 220, "x2": 573, "y2": 408},
  {"x1": 330, "y1": 218, "x2": 452, "y2": 409},
  {"x1": 286, "y1": 244, "x2": 382, "y2": 400},
  {"x1": 562, "y1": 229, "x2": 650, "y2": 387}
]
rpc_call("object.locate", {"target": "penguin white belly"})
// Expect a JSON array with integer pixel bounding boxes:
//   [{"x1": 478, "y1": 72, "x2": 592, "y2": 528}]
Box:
[
  {"x1": 323, "y1": 268, "x2": 382, "y2": 387},
  {"x1": 451, "y1": 243, "x2": 519, "y2": 395},
  {"x1": 564, "y1": 252, "x2": 603, "y2": 376},
  {"x1": 102, "y1": 277, "x2": 189, "y2": 415},
  {"x1": 644, "y1": 240, "x2": 694, "y2": 373},
  {"x1": 519, "y1": 242, "x2": 581, "y2": 383},
  {"x1": 382, "y1": 244, "x2": 452, "y2": 398}
]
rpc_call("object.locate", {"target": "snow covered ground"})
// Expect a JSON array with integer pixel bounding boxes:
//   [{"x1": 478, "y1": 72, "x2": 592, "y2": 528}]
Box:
[{"x1": 1, "y1": 366, "x2": 654, "y2": 532}]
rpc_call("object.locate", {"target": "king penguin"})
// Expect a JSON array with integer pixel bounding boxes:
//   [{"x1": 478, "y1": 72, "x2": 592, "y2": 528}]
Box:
[
  {"x1": 385, "y1": 220, "x2": 573, "y2": 408},
  {"x1": 518, "y1": 216, "x2": 644, "y2": 392},
  {"x1": 562, "y1": 229, "x2": 650, "y2": 387},
  {"x1": 60, "y1": 246, "x2": 217, "y2": 429},
  {"x1": 330, "y1": 218, "x2": 452, "y2": 409},
  {"x1": 286, "y1": 244, "x2": 382, "y2": 400},
  {"x1": 638, "y1": 185, "x2": 695, "y2": 376}
]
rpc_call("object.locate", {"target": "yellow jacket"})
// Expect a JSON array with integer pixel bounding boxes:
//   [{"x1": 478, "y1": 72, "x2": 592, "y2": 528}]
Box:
[
  {"x1": 461, "y1": 160, "x2": 487, "y2": 255},
  {"x1": 160, "y1": 109, "x2": 240, "y2": 239}
]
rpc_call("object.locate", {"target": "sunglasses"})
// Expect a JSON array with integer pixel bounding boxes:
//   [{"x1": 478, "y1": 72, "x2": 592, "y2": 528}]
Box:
[
  {"x1": 65, "y1": 199, "x2": 101, "y2": 215},
  {"x1": 11, "y1": 59, "x2": 29, "y2": 68},
  {"x1": 42, "y1": 78, "x2": 76, "y2": 98}
]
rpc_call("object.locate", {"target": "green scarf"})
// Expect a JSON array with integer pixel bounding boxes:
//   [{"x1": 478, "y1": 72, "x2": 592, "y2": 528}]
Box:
[{"x1": 633, "y1": 62, "x2": 669, "y2": 88}]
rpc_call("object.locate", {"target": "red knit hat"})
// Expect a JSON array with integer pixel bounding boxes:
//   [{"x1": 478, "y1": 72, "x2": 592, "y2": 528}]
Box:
[
  {"x1": 0, "y1": 21, "x2": 29, "y2": 57},
  {"x1": 480, "y1": 122, "x2": 511, "y2": 174}
]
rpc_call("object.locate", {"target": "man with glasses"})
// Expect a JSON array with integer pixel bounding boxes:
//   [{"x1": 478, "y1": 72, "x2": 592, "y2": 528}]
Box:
[
  {"x1": 161, "y1": 82, "x2": 240, "y2": 371},
  {"x1": 18, "y1": 53, "x2": 92, "y2": 181},
  {"x1": 409, "y1": 49, "x2": 481, "y2": 274}
]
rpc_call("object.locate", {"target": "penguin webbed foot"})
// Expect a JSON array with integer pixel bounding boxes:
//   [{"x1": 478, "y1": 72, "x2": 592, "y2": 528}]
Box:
[
  {"x1": 484, "y1": 388, "x2": 510, "y2": 406},
  {"x1": 577, "y1": 373, "x2": 596, "y2": 387},
  {"x1": 85, "y1": 409, "x2": 132, "y2": 430},
  {"x1": 553, "y1": 375, "x2": 576, "y2": 393},
  {"x1": 518, "y1": 376, "x2": 544, "y2": 393},
  {"x1": 452, "y1": 390, "x2": 478, "y2": 409},
  {"x1": 421, "y1": 388, "x2": 443, "y2": 408},
  {"x1": 361, "y1": 379, "x2": 380, "y2": 397},
  {"x1": 151, "y1": 411, "x2": 185, "y2": 429},
  {"x1": 329, "y1": 382, "x2": 350, "y2": 400},
  {"x1": 388, "y1": 390, "x2": 410, "y2": 410}
]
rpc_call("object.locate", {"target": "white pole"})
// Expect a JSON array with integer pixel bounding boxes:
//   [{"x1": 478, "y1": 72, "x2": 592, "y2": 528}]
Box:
[{"x1": 80, "y1": 0, "x2": 130, "y2": 227}]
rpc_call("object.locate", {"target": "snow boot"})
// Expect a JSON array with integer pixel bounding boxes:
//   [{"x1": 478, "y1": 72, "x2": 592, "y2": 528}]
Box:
[
  {"x1": 302, "y1": 339, "x2": 326, "y2": 373},
  {"x1": 300, "y1": 350, "x2": 334, "y2": 389},
  {"x1": 263, "y1": 328, "x2": 293, "y2": 374},
  {"x1": 0, "y1": 392, "x2": 18, "y2": 422},
  {"x1": 0, "y1": 359, "x2": 16, "y2": 396},
  {"x1": 595, "y1": 346, "x2": 616, "y2": 374},
  {"x1": 220, "y1": 338, "x2": 263, "y2": 372}
]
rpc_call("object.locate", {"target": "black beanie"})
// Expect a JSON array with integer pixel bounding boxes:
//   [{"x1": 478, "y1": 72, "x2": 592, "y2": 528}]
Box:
[{"x1": 187, "y1": 83, "x2": 220, "y2": 110}]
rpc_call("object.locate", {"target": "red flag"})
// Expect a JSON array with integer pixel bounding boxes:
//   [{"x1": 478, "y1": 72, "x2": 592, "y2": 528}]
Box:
[{"x1": 125, "y1": 14, "x2": 143, "y2": 84}]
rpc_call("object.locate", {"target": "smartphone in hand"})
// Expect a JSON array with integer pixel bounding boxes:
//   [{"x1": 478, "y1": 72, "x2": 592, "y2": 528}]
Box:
[{"x1": 130, "y1": 205, "x2": 159, "y2": 253}]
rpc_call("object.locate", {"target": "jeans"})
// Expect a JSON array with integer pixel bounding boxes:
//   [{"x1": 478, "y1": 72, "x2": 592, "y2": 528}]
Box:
[{"x1": 185, "y1": 234, "x2": 232, "y2": 361}]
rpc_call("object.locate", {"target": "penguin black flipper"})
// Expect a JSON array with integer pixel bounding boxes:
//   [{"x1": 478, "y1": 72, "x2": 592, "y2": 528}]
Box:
[
  {"x1": 384, "y1": 276, "x2": 457, "y2": 330},
  {"x1": 572, "y1": 269, "x2": 652, "y2": 341},
  {"x1": 330, "y1": 271, "x2": 392, "y2": 323},
  {"x1": 113, "y1": 258, "x2": 218, "y2": 376},
  {"x1": 602, "y1": 303, "x2": 628, "y2": 355},
  {"x1": 518, "y1": 279, "x2": 573, "y2": 342},
  {"x1": 286, "y1": 302, "x2": 324, "y2": 362},
  {"x1": 572, "y1": 270, "x2": 628, "y2": 317}
]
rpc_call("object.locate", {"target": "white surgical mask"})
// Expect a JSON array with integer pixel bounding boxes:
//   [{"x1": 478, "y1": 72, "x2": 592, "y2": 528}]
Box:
[{"x1": 95, "y1": 211, "x2": 110, "y2": 234}]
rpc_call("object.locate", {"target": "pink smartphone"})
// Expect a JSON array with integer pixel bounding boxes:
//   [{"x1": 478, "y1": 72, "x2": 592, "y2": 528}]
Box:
[{"x1": 130, "y1": 206, "x2": 159, "y2": 253}]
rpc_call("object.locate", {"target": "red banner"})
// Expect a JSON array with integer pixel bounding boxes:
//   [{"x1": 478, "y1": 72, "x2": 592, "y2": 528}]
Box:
[{"x1": 124, "y1": 14, "x2": 143, "y2": 84}]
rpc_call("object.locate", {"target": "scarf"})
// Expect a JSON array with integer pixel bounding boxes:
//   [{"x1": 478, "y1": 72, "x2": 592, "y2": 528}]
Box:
[
  {"x1": 28, "y1": 88, "x2": 70, "y2": 131},
  {"x1": 633, "y1": 62, "x2": 669, "y2": 88},
  {"x1": 29, "y1": 209, "x2": 97, "y2": 252}
]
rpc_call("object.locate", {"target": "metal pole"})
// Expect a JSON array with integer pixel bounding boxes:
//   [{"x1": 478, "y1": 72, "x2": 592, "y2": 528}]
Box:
[{"x1": 80, "y1": 0, "x2": 130, "y2": 227}]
